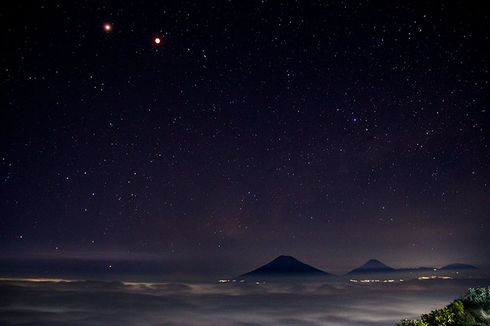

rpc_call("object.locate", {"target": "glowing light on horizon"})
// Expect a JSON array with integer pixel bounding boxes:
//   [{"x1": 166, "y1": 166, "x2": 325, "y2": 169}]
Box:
[
  {"x1": 350, "y1": 278, "x2": 405, "y2": 283},
  {"x1": 417, "y1": 275, "x2": 453, "y2": 280}
]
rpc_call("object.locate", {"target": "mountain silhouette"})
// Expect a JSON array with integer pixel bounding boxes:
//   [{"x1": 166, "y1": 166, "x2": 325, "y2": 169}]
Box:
[
  {"x1": 440, "y1": 263, "x2": 478, "y2": 270},
  {"x1": 240, "y1": 255, "x2": 331, "y2": 279},
  {"x1": 397, "y1": 266, "x2": 435, "y2": 272},
  {"x1": 347, "y1": 259, "x2": 396, "y2": 274}
]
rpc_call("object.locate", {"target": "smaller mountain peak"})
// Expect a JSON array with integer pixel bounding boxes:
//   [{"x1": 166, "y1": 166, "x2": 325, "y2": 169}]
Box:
[
  {"x1": 363, "y1": 259, "x2": 388, "y2": 267},
  {"x1": 347, "y1": 259, "x2": 395, "y2": 275},
  {"x1": 441, "y1": 263, "x2": 478, "y2": 270},
  {"x1": 275, "y1": 255, "x2": 297, "y2": 261}
]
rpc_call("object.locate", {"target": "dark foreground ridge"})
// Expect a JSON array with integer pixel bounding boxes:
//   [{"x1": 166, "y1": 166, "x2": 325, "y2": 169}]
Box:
[
  {"x1": 240, "y1": 255, "x2": 331, "y2": 279},
  {"x1": 398, "y1": 287, "x2": 490, "y2": 326}
]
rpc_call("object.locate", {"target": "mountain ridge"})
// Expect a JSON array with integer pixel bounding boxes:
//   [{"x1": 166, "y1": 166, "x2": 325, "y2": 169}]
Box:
[
  {"x1": 234, "y1": 256, "x2": 478, "y2": 279},
  {"x1": 440, "y1": 263, "x2": 478, "y2": 270}
]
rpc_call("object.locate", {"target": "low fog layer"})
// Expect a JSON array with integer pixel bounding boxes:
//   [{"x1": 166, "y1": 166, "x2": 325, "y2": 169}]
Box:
[{"x1": 1, "y1": 278, "x2": 488, "y2": 325}]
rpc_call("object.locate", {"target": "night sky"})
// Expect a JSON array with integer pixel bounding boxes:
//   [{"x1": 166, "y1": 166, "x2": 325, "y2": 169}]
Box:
[{"x1": 1, "y1": 0, "x2": 489, "y2": 277}]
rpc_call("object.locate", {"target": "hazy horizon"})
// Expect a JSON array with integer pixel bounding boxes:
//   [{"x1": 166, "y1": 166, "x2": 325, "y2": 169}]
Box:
[{"x1": 1, "y1": 253, "x2": 488, "y2": 283}]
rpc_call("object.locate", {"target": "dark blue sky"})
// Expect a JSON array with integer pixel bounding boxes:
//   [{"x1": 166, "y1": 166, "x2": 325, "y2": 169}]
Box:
[{"x1": 1, "y1": 0, "x2": 488, "y2": 276}]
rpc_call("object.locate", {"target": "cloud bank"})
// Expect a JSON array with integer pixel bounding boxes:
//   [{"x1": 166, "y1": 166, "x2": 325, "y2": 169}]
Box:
[{"x1": 0, "y1": 278, "x2": 488, "y2": 325}]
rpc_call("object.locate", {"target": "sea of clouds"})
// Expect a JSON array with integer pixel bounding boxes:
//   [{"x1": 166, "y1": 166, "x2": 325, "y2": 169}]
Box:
[{"x1": 1, "y1": 278, "x2": 488, "y2": 325}]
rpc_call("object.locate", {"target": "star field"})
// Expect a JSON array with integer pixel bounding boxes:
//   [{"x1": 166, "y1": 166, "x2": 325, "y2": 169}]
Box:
[{"x1": 0, "y1": 0, "x2": 489, "y2": 275}]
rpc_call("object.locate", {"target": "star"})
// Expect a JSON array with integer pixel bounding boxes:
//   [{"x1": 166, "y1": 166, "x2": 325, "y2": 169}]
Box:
[
  {"x1": 103, "y1": 23, "x2": 112, "y2": 32},
  {"x1": 154, "y1": 37, "x2": 162, "y2": 45}
]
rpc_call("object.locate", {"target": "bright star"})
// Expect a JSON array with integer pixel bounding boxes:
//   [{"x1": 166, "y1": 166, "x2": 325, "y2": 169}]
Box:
[{"x1": 103, "y1": 23, "x2": 112, "y2": 32}]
